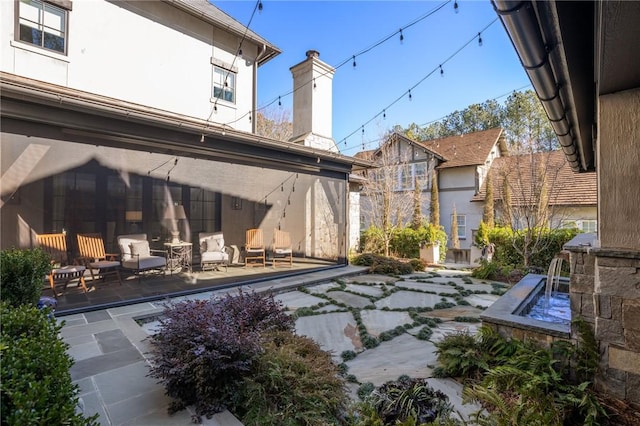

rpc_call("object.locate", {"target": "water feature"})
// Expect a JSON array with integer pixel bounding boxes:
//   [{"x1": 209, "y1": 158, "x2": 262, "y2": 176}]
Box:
[{"x1": 520, "y1": 256, "x2": 571, "y2": 326}]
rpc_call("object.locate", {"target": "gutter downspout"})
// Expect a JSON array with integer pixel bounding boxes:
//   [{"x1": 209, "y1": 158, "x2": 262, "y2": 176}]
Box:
[{"x1": 492, "y1": 0, "x2": 581, "y2": 171}]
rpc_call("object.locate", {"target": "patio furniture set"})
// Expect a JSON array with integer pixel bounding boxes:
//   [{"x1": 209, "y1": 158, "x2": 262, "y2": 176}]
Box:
[{"x1": 36, "y1": 228, "x2": 293, "y2": 298}]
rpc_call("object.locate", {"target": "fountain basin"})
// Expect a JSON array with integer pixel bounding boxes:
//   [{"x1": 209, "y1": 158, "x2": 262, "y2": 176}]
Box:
[{"x1": 481, "y1": 274, "x2": 571, "y2": 346}]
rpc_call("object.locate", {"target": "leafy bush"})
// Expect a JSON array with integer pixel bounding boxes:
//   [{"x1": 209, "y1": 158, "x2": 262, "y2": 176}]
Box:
[
  {"x1": 357, "y1": 382, "x2": 375, "y2": 400},
  {"x1": 1, "y1": 302, "x2": 98, "y2": 425},
  {"x1": 238, "y1": 330, "x2": 347, "y2": 426},
  {"x1": 359, "y1": 226, "x2": 386, "y2": 254},
  {"x1": 0, "y1": 248, "x2": 52, "y2": 307},
  {"x1": 147, "y1": 290, "x2": 293, "y2": 419},
  {"x1": 417, "y1": 326, "x2": 433, "y2": 341},
  {"x1": 352, "y1": 253, "x2": 415, "y2": 275},
  {"x1": 359, "y1": 224, "x2": 447, "y2": 263},
  {"x1": 341, "y1": 350, "x2": 357, "y2": 361},
  {"x1": 409, "y1": 257, "x2": 428, "y2": 272},
  {"x1": 363, "y1": 377, "x2": 454, "y2": 424}
]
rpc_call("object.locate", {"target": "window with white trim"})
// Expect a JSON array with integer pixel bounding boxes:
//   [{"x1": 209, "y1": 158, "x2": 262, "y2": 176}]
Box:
[
  {"x1": 453, "y1": 214, "x2": 467, "y2": 239},
  {"x1": 581, "y1": 220, "x2": 597, "y2": 233},
  {"x1": 396, "y1": 163, "x2": 430, "y2": 191},
  {"x1": 18, "y1": 0, "x2": 67, "y2": 54},
  {"x1": 213, "y1": 66, "x2": 236, "y2": 103}
]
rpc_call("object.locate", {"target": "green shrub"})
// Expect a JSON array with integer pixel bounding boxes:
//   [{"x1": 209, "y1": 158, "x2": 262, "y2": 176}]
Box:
[
  {"x1": 238, "y1": 330, "x2": 347, "y2": 426},
  {"x1": 0, "y1": 248, "x2": 52, "y2": 307},
  {"x1": 147, "y1": 290, "x2": 293, "y2": 419},
  {"x1": 341, "y1": 350, "x2": 357, "y2": 361},
  {"x1": 1, "y1": 302, "x2": 98, "y2": 425},
  {"x1": 359, "y1": 226, "x2": 386, "y2": 254},
  {"x1": 357, "y1": 382, "x2": 375, "y2": 400},
  {"x1": 364, "y1": 377, "x2": 454, "y2": 424},
  {"x1": 408, "y1": 258, "x2": 428, "y2": 272},
  {"x1": 417, "y1": 326, "x2": 433, "y2": 341}
]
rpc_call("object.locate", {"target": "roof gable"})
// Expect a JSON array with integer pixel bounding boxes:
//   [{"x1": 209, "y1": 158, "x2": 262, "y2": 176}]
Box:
[{"x1": 418, "y1": 128, "x2": 506, "y2": 169}]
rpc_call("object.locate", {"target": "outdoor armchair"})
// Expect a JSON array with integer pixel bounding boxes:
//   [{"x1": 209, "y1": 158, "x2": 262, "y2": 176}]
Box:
[
  {"x1": 272, "y1": 228, "x2": 293, "y2": 267},
  {"x1": 199, "y1": 232, "x2": 229, "y2": 271},
  {"x1": 117, "y1": 233, "x2": 166, "y2": 281},
  {"x1": 244, "y1": 228, "x2": 266, "y2": 267},
  {"x1": 36, "y1": 233, "x2": 88, "y2": 297},
  {"x1": 77, "y1": 233, "x2": 122, "y2": 285}
]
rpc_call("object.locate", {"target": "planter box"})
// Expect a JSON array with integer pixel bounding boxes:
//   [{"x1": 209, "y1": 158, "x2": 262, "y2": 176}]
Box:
[{"x1": 419, "y1": 243, "x2": 440, "y2": 265}]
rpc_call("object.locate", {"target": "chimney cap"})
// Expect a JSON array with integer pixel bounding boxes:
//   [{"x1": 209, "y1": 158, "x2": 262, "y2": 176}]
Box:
[{"x1": 305, "y1": 50, "x2": 320, "y2": 59}]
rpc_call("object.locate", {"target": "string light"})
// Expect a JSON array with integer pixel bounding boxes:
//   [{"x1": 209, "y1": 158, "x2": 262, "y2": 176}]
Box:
[
  {"x1": 313, "y1": 78, "x2": 317, "y2": 89},
  {"x1": 352, "y1": 55, "x2": 357, "y2": 68},
  {"x1": 383, "y1": 109, "x2": 386, "y2": 119},
  {"x1": 408, "y1": 89, "x2": 412, "y2": 101},
  {"x1": 337, "y1": 17, "x2": 503, "y2": 152},
  {"x1": 258, "y1": 0, "x2": 263, "y2": 12},
  {"x1": 278, "y1": 96, "x2": 281, "y2": 106},
  {"x1": 362, "y1": 126, "x2": 365, "y2": 135},
  {"x1": 399, "y1": 29, "x2": 404, "y2": 43},
  {"x1": 478, "y1": 32, "x2": 483, "y2": 47},
  {"x1": 454, "y1": 0, "x2": 459, "y2": 13},
  {"x1": 200, "y1": 134, "x2": 205, "y2": 143},
  {"x1": 249, "y1": 113, "x2": 252, "y2": 123},
  {"x1": 238, "y1": 48, "x2": 243, "y2": 56}
]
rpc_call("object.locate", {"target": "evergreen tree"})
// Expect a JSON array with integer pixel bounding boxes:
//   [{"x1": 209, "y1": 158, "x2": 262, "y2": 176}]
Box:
[
  {"x1": 430, "y1": 172, "x2": 440, "y2": 226},
  {"x1": 483, "y1": 171, "x2": 495, "y2": 227},
  {"x1": 502, "y1": 177, "x2": 513, "y2": 229},
  {"x1": 451, "y1": 205, "x2": 460, "y2": 249},
  {"x1": 411, "y1": 177, "x2": 422, "y2": 230}
]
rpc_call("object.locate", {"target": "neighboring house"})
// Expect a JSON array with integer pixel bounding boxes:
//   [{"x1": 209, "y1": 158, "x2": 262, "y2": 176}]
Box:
[
  {"x1": 495, "y1": 0, "x2": 639, "y2": 406},
  {"x1": 1, "y1": 1, "x2": 369, "y2": 268},
  {"x1": 472, "y1": 150, "x2": 597, "y2": 231},
  {"x1": 357, "y1": 128, "x2": 507, "y2": 253}
]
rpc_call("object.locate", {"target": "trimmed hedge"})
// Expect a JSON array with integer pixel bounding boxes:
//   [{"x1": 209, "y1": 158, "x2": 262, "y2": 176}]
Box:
[
  {"x1": 360, "y1": 224, "x2": 447, "y2": 262},
  {"x1": 1, "y1": 248, "x2": 52, "y2": 308},
  {"x1": 1, "y1": 302, "x2": 98, "y2": 425}
]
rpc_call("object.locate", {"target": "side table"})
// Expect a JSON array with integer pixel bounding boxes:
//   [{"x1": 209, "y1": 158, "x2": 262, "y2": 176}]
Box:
[{"x1": 164, "y1": 242, "x2": 192, "y2": 274}]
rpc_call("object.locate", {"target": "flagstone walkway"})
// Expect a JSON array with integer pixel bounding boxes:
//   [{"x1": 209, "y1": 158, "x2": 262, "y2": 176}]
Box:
[{"x1": 61, "y1": 265, "x2": 507, "y2": 425}]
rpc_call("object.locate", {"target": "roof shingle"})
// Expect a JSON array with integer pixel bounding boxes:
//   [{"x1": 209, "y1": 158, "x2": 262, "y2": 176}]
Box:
[
  {"x1": 472, "y1": 150, "x2": 597, "y2": 206},
  {"x1": 418, "y1": 128, "x2": 505, "y2": 169}
]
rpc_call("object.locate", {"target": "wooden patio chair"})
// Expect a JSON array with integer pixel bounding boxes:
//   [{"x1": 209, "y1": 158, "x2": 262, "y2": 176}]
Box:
[
  {"x1": 272, "y1": 228, "x2": 293, "y2": 267},
  {"x1": 77, "y1": 233, "x2": 122, "y2": 285},
  {"x1": 244, "y1": 228, "x2": 265, "y2": 267},
  {"x1": 36, "y1": 233, "x2": 88, "y2": 298}
]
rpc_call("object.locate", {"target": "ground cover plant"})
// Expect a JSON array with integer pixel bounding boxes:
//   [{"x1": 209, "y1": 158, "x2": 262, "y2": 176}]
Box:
[{"x1": 434, "y1": 322, "x2": 607, "y2": 425}]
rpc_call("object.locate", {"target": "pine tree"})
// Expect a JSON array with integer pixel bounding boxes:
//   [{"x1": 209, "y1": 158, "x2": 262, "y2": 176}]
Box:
[
  {"x1": 451, "y1": 204, "x2": 460, "y2": 249},
  {"x1": 430, "y1": 172, "x2": 439, "y2": 226},
  {"x1": 483, "y1": 171, "x2": 495, "y2": 227}
]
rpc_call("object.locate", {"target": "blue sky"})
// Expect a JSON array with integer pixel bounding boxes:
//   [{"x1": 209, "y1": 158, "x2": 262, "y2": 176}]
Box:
[{"x1": 214, "y1": 0, "x2": 529, "y2": 155}]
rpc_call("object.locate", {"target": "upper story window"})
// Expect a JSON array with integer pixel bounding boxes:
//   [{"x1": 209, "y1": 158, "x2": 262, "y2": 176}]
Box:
[
  {"x1": 453, "y1": 214, "x2": 467, "y2": 239},
  {"x1": 212, "y1": 66, "x2": 236, "y2": 103},
  {"x1": 18, "y1": 0, "x2": 68, "y2": 54}
]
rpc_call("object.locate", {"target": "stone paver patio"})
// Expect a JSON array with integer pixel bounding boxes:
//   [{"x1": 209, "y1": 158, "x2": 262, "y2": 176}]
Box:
[{"x1": 61, "y1": 266, "x2": 508, "y2": 425}]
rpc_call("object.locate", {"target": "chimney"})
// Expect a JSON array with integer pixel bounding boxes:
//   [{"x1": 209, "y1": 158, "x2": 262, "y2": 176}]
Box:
[{"x1": 289, "y1": 50, "x2": 338, "y2": 152}]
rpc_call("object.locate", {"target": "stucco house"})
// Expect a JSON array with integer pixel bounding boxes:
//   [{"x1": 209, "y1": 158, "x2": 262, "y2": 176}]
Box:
[
  {"x1": 357, "y1": 128, "x2": 507, "y2": 256},
  {"x1": 1, "y1": 1, "x2": 370, "y2": 280},
  {"x1": 472, "y1": 150, "x2": 597, "y2": 231},
  {"x1": 494, "y1": 0, "x2": 640, "y2": 407}
]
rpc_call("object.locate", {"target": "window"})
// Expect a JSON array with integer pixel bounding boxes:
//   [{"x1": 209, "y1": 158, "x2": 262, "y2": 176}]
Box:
[
  {"x1": 213, "y1": 66, "x2": 236, "y2": 103},
  {"x1": 581, "y1": 220, "x2": 597, "y2": 233},
  {"x1": 396, "y1": 163, "x2": 430, "y2": 191},
  {"x1": 398, "y1": 164, "x2": 413, "y2": 190},
  {"x1": 18, "y1": 0, "x2": 67, "y2": 54},
  {"x1": 453, "y1": 214, "x2": 466, "y2": 239}
]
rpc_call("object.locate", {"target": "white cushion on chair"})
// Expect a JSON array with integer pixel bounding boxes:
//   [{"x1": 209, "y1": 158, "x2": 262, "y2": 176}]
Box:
[
  {"x1": 130, "y1": 241, "x2": 150, "y2": 258},
  {"x1": 206, "y1": 236, "x2": 224, "y2": 252},
  {"x1": 122, "y1": 256, "x2": 166, "y2": 270},
  {"x1": 201, "y1": 251, "x2": 229, "y2": 262},
  {"x1": 274, "y1": 248, "x2": 292, "y2": 255},
  {"x1": 118, "y1": 234, "x2": 148, "y2": 260}
]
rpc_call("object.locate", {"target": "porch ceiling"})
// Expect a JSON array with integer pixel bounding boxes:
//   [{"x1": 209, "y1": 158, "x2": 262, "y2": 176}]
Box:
[{"x1": 0, "y1": 72, "x2": 372, "y2": 177}]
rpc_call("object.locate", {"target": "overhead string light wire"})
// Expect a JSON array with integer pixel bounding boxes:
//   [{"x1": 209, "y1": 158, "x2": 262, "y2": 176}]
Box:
[
  {"x1": 220, "y1": 0, "x2": 452, "y2": 127},
  {"x1": 339, "y1": 83, "x2": 533, "y2": 155},
  {"x1": 338, "y1": 17, "x2": 499, "y2": 150}
]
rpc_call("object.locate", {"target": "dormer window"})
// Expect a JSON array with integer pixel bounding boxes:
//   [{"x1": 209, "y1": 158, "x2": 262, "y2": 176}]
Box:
[{"x1": 18, "y1": 0, "x2": 68, "y2": 54}]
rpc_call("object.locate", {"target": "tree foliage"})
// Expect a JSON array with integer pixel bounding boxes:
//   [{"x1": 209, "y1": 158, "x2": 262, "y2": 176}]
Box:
[
  {"x1": 398, "y1": 90, "x2": 558, "y2": 152},
  {"x1": 451, "y1": 205, "x2": 459, "y2": 249},
  {"x1": 483, "y1": 171, "x2": 495, "y2": 228},
  {"x1": 255, "y1": 107, "x2": 293, "y2": 141},
  {"x1": 430, "y1": 172, "x2": 440, "y2": 226}
]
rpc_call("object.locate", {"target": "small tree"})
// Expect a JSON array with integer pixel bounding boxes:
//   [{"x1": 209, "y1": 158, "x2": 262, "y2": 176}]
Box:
[
  {"x1": 451, "y1": 205, "x2": 460, "y2": 249},
  {"x1": 411, "y1": 177, "x2": 422, "y2": 230},
  {"x1": 430, "y1": 172, "x2": 440, "y2": 226},
  {"x1": 483, "y1": 171, "x2": 495, "y2": 227}
]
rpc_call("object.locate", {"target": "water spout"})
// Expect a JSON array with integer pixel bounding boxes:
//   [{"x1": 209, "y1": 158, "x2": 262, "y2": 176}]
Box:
[{"x1": 545, "y1": 257, "x2": 563, "y2": 309}]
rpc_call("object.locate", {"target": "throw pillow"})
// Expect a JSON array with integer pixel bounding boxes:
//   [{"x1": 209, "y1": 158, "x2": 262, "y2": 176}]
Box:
[
  {"x1": 130, "y1": 240, "x2": 150, "y2": 258},
  {"x1": 206, "y1": 236, "x2": 224, "y2": 252}
]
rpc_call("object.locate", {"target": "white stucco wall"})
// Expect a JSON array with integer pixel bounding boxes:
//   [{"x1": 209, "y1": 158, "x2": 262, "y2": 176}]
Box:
[
  {"x1": 438, "y1": 166, "x2": 482, "y2": 249},
  {"x1": 1, "y1": 0, "x2": 257, "y2": 132}
]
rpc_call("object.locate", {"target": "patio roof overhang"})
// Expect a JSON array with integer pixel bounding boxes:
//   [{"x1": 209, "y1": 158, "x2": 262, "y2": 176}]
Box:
[
  {"x1": 0, "y1": 72, "x2": 373, "y2": 178},
  {"x1": 493, "y1": 1, "x2": 640, "y2": 173}
]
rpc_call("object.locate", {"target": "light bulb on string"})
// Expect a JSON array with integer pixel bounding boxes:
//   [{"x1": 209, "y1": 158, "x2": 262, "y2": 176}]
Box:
[
  {"x1": 249, "y1": 113, "x2": 252, "y2": 123},
  {"x1": 238, "y1": 48, "x2": 243, "y2": 56},
  {"x1": 281, "y1": 184, "x2": 284, "y2": 192},
  {"x1": 399, "y1": 29, "x2": 404, "y2": 43},
  {"x1": 352, "y1": 55, "x2": 356, "y2": 68},
  {"x1": 258, "y1": 1, "x2": 263, "y2": 12},
  {"x1": 361, "y1": 126, "x2": 365, "y2": 135},
  {"x1": 278, "y1": 96, "x2": 281, "y2": 106},
  {"x1": 313, "y1": 78, "x2": 316, "y2": 89},
  {"x1": 408, "y1": 89, "x2": 412, "y2": 101},
  {"x1": 478, "y1": 32, "x2": 483, "y2": 47},
  {"x1": 454, "y1": 0, "x2": 459, "y2": 13},
  {"x1": 383, "y1": 109, "x2": 386, "y2": 119},
  {"x1": 440, "y1": 65, "x2": 444, "y2": 77}
]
